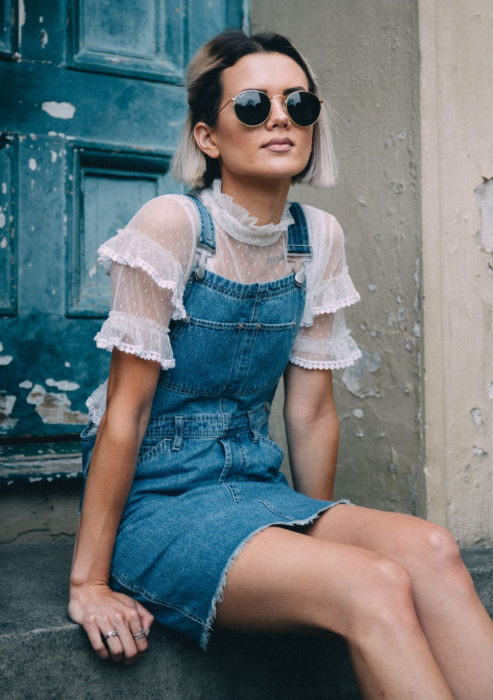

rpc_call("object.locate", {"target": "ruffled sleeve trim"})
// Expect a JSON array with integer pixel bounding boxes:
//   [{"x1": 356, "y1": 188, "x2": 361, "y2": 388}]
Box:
[
  {"x1": 289, "y1": 348, "x2": 362, "y2": 371},
  {"x1": 86, "y1": 379, "x2": 108, "y2": 426},
  {"x1": 301, "y1": 266, "x2": 361, "y2": 327},
  {"x1": 94, "y1": 310, "x2": 175, "y2": 370},
  {"x1": 289, "y1": 314, "x2": 362, "y2": 371},
  {"x1": 97, "y1": 229, "x2": 186, "y2": 321}
]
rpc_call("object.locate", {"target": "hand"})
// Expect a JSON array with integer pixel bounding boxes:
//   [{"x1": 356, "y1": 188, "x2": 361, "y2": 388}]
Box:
[{"x1": 68, "y1": 582, "x2": 154, "y2": 664}]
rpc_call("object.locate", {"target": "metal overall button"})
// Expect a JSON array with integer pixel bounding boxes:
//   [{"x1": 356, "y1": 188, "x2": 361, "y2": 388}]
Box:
[
  {"x1": 194, "y1": 265, "x2": 206, "y2": 281},
  {"x1": 294, "y1": 269, "x2": 306, "y2": 286}
]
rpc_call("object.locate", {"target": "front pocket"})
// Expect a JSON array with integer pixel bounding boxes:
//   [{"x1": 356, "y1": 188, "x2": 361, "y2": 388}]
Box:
[
  {"x1": 136, "y1": 436, "x2": 171, "y2": 465},
  {"x1": 163, "y1": 316, "x2": 298, "y2": 395}
]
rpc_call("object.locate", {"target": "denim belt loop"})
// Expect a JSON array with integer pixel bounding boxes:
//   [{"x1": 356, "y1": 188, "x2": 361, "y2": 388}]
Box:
[
  {"x1": 247, "y1": 410, "x2": 260, "y2": 443},
  {"x1": 172, "y1": 416, "x2": 184, "y2": 451}
]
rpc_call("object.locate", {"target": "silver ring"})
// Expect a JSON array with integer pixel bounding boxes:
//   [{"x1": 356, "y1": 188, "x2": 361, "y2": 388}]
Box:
[
  {"x1": 104, "y1": 629, "x2": 118, "y2": 639},
  {"x1": 132, "y1": 626, "x2": 146, "y2": 642}
]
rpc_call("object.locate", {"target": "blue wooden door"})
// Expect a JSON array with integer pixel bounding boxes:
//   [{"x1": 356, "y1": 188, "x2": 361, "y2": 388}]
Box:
[{"x1": 0, "y1": 1, "x2": 245, "y2": 464}]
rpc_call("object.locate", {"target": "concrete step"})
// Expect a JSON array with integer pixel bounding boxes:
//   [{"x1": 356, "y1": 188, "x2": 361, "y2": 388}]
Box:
[
  {"x1": 1, "y1": 541, "x2": 492, "y2": 699},
  {"x1": 0, "y1": 540, "x2": 358, "y2": 700}
]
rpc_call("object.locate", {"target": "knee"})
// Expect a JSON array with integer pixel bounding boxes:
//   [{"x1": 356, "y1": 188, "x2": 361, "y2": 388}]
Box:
[
  {"x1": 415, "y1": 522, "x2": 473, "y2": 592},
  {"x1": 348, "y1": 557, "x2": 417, "y2": 642},
  {"x1": 419, "y1": 523, "x2": 464, "y2": 572}
]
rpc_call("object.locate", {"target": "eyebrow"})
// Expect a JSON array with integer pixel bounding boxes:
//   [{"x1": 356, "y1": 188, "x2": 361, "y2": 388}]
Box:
[{"x1": 241, "y1": 86, "x2": 307, "y2": 95}]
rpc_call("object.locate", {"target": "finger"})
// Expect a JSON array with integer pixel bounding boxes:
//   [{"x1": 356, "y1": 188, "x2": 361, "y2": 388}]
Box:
[
  {"x1": 113, "y1": 614, "x2": 141, "y2": 665},
  {"x1": 85, "y1": 623, "x2": 109, "y2": 660},
  {"x1": 129, "y1": 619, "x2": 149, "y2": 655},
  {"x1": 135, "y1": 601, "x2": 154, "y2": 635},
  {"x1": 102, "y1": 627, "x2": 125, "y2": 663}
]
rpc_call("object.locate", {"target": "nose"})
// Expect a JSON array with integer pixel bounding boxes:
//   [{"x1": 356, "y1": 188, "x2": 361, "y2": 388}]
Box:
[{"x1": 266, "y1": 95, "x2": 289, "y2": 128}]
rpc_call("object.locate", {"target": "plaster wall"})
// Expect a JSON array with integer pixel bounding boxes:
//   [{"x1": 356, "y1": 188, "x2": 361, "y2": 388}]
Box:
[
  {"x1": 252, "y1": 1, "x2": 423, "y2": 513},
  {"x1": 420, "y1": 0, "x2": 493, "y2": 544}
]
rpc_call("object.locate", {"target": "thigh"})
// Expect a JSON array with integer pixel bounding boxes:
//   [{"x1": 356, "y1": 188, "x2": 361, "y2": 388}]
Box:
[
  {"x1": 305, "y1": 504, "x2": 454, "y2": 577},
  {"x1": 214, "y1": 518, "x2": 396, "y2": 638}
]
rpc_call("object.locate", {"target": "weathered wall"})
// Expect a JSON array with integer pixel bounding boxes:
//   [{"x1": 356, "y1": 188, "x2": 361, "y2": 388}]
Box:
[
  {"x1": 252, "y1": 1, "x2": 423, "y2": 513},
  {"x1": 420, "y1": 0, "x2": 493, "y2": 544}
]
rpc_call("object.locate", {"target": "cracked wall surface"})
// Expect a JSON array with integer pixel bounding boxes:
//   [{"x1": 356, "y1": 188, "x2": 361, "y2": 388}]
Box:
[
  {"x1": 256, "y1": 1, "x2": 492, "y2": 545},
  {"x1": 253, "y1": 0, "x2": 423, "y2": 515},
  {"x1": 420, "y1": 0, "x2": 493, "y2": 544}
]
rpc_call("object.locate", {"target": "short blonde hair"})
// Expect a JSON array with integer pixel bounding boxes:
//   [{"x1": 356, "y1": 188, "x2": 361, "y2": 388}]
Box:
[{"x1": 172, "y1": 31, "x2": 337, "y2": 189}]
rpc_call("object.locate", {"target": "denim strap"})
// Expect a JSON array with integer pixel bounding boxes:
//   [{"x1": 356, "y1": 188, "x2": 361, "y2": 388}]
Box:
[
  {"x1": 287, "y1": 202, "x2": 312, "y2": 259},
  {"x1": 186, "y1": 193, "x2": 216, "y2": 253}
]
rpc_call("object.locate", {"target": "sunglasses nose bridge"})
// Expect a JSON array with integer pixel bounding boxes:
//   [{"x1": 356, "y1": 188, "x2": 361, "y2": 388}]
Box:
[{"x1": 267, "y1": 94, "x2": 290, "y2": 125}]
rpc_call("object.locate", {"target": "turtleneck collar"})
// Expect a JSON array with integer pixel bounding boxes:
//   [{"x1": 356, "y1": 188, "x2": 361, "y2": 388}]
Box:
[{"x1": 199, "y1": 179, "x2": 294, "y2": 247}]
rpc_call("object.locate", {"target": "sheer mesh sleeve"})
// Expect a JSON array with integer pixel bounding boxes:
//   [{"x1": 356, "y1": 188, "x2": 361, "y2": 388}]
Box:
[
  {"x1": 290, "y1": 207, "x2": 361, "y2": 370},
  {"x1": 94, "y1": 194, "x2": 199, "y2": 368}
]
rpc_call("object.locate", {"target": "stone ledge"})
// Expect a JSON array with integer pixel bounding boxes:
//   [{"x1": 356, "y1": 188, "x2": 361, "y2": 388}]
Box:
[
  {"x1": 1, "y1": 541, "x2": 492, "y2": 699},
  {"x1": 0, "y1": 541, "x2": 358, "y2": 699}
]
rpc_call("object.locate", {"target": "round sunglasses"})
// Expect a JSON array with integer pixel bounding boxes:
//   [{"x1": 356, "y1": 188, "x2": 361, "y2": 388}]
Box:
[{"x1": 218, "y1": 89, "x2": 323, "y2": 127}]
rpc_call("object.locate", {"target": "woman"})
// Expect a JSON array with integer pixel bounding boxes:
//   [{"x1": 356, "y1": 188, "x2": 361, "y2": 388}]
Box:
[{"x1": 69, "y1": 31, "x2": 493, "y2": 698}]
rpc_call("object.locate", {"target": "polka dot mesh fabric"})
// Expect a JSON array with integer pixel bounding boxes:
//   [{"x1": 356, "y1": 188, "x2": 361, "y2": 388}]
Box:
[{"x1": 87, "y1": 180, "x2": 361, "y2": 423}]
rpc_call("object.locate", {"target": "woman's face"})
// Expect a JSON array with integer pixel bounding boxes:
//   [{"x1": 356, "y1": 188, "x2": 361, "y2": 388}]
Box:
[{"x1": 197, "y1": 52, "x2": 314, "y2": 187}]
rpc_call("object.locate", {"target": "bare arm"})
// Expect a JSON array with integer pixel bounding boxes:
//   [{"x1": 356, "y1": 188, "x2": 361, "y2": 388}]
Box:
[
  {"x1": 283, "y1": 363, "x2": 339, "y2": 501},
  {"x1": 69, "y1": 349, "x2": 161, "y2": 663}
]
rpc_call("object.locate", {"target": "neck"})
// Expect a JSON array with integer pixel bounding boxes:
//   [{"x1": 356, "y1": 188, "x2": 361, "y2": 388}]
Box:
[{"x1": 219, "y1": 175, "x2": 291, "y2": 225}]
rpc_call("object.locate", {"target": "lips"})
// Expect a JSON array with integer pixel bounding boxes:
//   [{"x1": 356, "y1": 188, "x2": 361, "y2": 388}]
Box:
[{"x1": 261, "y1": 137, "x2": 294, "y2": 148}]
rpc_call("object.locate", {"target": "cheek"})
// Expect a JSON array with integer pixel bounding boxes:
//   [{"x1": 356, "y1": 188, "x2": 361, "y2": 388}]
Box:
[{"x1": 217, "y1": 127, "x2": 258, "y2": 160}]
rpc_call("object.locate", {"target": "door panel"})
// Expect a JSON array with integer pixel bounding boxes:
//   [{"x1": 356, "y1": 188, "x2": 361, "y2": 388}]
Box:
[{"x1": 0, "y1": 0, "x2": 246, "y2": 443}]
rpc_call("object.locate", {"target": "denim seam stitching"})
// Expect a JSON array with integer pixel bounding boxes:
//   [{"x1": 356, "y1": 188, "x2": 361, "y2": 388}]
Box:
[{"x1": 111, "y1": 570, "x2": 206, "y2": 625}]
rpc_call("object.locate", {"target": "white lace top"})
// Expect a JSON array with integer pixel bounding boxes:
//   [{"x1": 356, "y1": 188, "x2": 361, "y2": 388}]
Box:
[{"x1": 87, "y1": 180, "x2": 361, "y2": 424}]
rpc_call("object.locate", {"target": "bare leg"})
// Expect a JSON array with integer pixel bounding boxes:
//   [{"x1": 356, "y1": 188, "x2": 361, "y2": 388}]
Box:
[
  {"x1": 306, "y1": 505, "x2": 493, "y2": 700},
  {"x1": 215, "y1": 520, "x2": 453, "y2": 699}
]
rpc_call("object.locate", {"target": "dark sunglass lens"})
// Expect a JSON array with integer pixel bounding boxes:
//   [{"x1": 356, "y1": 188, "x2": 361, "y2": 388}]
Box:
[
  {"x1": 234, "y1": 90, "x2": 270, "y2": 126},
  {"x1": 287, "y1": 92, "x2": 321, "y2": 126}
]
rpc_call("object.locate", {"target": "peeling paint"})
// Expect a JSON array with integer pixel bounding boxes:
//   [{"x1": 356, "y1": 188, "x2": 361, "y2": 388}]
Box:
[
  {"x1": 1, "y1": 238, "x2": 7, "y2": 248},
  {"x1": 0, "y1": 212, "x2": 6, "y2": 229},
  {"x1": 368, "y1": 283, "x2": 376, "y2": 292},
  {"x1": 1, "y1": 183, "x2": 6, "y2": 194},
  {"x1": 19, "y1": 380, "x2": 33, "y2": 389},
  {"x1": 353, "y1": 408, "x2": 364, "y2": 419},
  {"x1": 0, "y1": 355, "x2": 13, "y2": 365},
  {"x1": 26, "y1": 384, "x2": 87, "y2": 425},
  {"x1": 474, "y1": 179, "x2": 493, "y2": 253},
  {"x1": 39, "y1": 28, "x2": 48, "y2": 48},
  {"x1": 342, "y1": 349, "x2": 382, "y2": 398},
  {"x1": 88, "y1": 263, "x2": 98, "y2": 279},
  {"x1": 470, "y1": 408, "x2": 483, "y2": 427},
  {"x1": 28, "y1": 158, "x2": 37, "y2": 171},
  {"x1": 45, "y1": 378, "x2": 80, "y2": 391},
  {"x1": 42, "y1": 102, "x2": 76, "y2": 120},
  {"x1": 472, "y1": 445, "x2": 488, "y2": 459},
  {"x1": 64, "y1": 362, "x2": 71, "y2": 368},
  {"x1": 18, "y1": 0, "x2": 25, "y2": 47},
  {"x1": 0, "y1": 393, "x2": 17, "y2": 431},
  {"x1": 50, "y1": 150, "x2": 57, "y2": 163}
]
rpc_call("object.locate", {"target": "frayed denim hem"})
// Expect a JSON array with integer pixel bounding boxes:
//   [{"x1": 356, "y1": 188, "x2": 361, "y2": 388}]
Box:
[{"x1": 199, "y1": 498, "x2": 352, "y2": 651}]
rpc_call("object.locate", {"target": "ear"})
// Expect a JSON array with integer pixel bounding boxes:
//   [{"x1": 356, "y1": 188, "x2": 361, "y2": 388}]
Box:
[{"x1": 193, "y1": 122, "x2": 220, "y2": 160}]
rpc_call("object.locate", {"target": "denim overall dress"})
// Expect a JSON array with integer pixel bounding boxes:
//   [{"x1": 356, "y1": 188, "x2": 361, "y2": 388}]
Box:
[{"x1": 82, "y1": 195, "x2": 347, "y2": 650}]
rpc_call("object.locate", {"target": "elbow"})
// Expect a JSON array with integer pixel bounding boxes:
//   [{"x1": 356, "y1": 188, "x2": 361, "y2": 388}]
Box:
[
  {"x1": 101, "y1": 396, "x2": 153, "y2": 446},
  {"x1": 284, "y1": 396, "x2": 338, "y2": 431}
]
